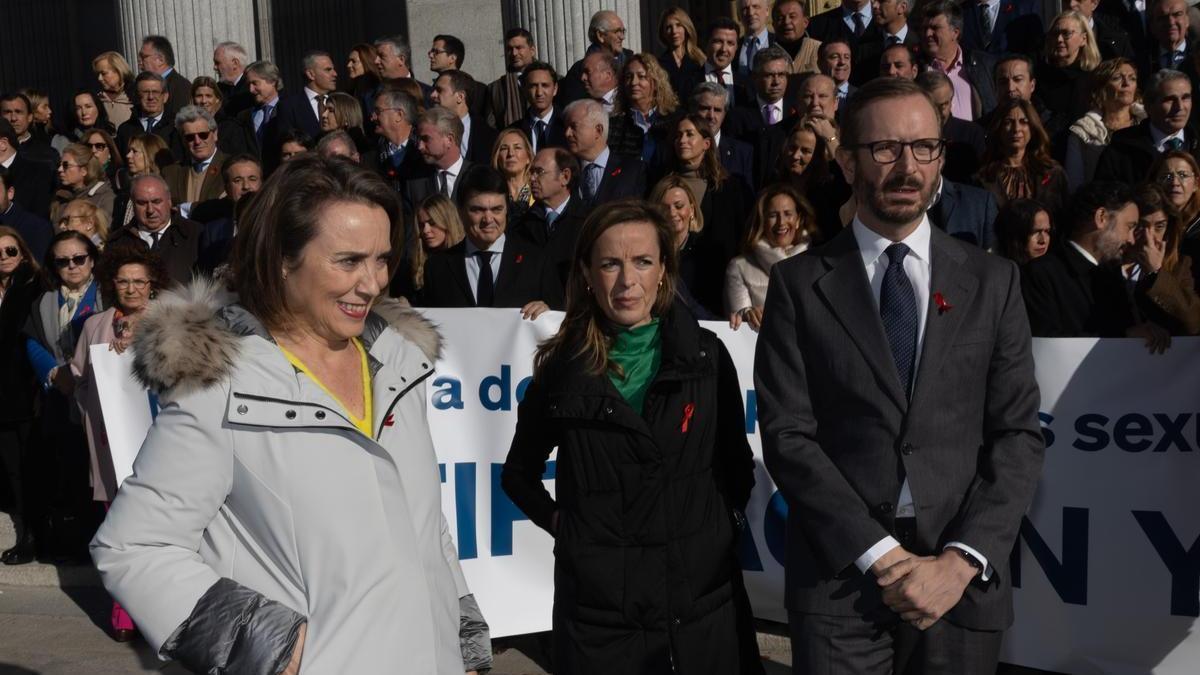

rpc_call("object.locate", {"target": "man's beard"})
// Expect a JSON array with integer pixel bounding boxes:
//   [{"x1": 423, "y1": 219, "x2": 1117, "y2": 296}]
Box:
[{"x1": 856, "y1": 170, "x2": 934, "y2": 226}]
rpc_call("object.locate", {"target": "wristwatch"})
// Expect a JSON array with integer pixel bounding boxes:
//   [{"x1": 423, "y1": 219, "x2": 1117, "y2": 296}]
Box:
[{"x1": 953, "y1": 548, "x2": 984, "y2": 576}]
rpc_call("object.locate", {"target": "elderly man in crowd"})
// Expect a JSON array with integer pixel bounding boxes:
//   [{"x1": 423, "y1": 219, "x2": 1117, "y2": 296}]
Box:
[
  {"x1": 559, "y1": 10, "x2": 634, "y2": 106},
  {"x1": 374, "y1": 35, "x2": 432, "y2": 101},
  {"x1": 107, "y1": 174, "x2": 202, "y2": 285},
  {"x1": 163, "y1": 105, "x2": 227, "y2": 218},
  {"x1": 115, "y1": 73, "x2": 182, "y2": 158},
  {"x1": 371, "y1": 88, "x2": 424, "y2": 190},
  {"x1": 1095, "y1": 69, "x2": 1198, "y2": 183},
  {"x1": 773, "y1": 0, "x2": 822, "y2": 73},
  {"x1": 563, "y1": 98, "x2": 646, "y2": 209},
  {"x1": 691, "y1": 83, "x2": 755, "y2": 190},
  {"x1": 213, "y1": 41, "x2": 254, "y2": 117}
]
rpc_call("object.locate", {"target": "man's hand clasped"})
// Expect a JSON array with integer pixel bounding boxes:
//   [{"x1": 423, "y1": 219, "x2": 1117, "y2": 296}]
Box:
[{"x1": 870, "y1": 547, "x2": 979, "y2": 631}]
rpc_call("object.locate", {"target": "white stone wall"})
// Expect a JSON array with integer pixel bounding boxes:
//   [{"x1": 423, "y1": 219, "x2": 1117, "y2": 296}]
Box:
[
  {"x1": 406, "y1": 0, "x2": 507, "y2": 86},
  {"x1": 502, "y1": 0, "x2": 645, "y2": 78},
  {"x1": 118, "y1": 0, "x2": 259, "y2": 82}
]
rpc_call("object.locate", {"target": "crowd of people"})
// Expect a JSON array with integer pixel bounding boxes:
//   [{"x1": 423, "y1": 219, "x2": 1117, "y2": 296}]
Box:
[{"x1": 0, "y1": 0, "x2": 1197, "y2": 672}]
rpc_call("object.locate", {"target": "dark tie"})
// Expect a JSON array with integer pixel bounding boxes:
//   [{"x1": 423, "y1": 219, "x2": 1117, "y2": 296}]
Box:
[
  {"x1": 474, "y1": 250, "x2": 494, "y2": 307},
  {"x1": 534, "y1": 120, "x2": 547, "y2": 151},
  {"x1": 852, "y1": 12, "x2": 866, "y2": 38},
  {"x1": 256, "y1": 105, "x2": 274, "y2": 144},
  {"x1": 880, "y1": 243, "x2": 918, "y2": 397},
  {"x1": 438, "y1": 170, "x2": 450, "y2": 197},
  {"x1": 149, "y1": 230, "x2": 162, "y2": 250},
  {"x1": 1166, "y1": 137, "x2": 1185, "y2": 151},
  {"x1": 887, "y1": 34, "x2": 901, "y2": 46},
  {"x1": 143, "y1": 117, "x2": 154, "y2": 132},
  {"x1": 545, "y1": 208, "x2": 558, "y2": 235}
]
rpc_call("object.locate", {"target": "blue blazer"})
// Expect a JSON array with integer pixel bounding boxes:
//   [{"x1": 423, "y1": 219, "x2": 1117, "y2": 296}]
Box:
[
  {"x1": 960, "y1": 0, "x2": 1045, "y2": 56},
  {"x1": 928, "y1": 178, "x2": 997, "y2": 251}
]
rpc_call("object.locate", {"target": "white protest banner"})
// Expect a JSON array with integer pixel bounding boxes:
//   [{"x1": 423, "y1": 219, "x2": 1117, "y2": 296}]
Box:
[
  {"x1": 90, "y1": 344, "x2": 156, "y2": 489},
  {"x1": 94, "y1": 308, "x2": 1200, "y2": 670}
]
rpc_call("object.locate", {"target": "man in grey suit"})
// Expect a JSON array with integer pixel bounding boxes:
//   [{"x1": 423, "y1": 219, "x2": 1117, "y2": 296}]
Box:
[{"x1": 755, "y1": 78, "x2": 1043, "y2": 674}]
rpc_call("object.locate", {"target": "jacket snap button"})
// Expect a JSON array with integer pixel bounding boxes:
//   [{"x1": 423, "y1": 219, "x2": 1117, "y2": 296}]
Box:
[
  {"x1": 315, "y1": 410, "x2": 326, "y2": 420},
  {"x1": 879, "y1": 502, "x2": 894, "y2": 514},
  {"x1": 236, "y1": 404, "x2": 248, "y2": 415},
  {"x1": 285, "y1": 410, "x2": 297, "y2": 420},
  {"x1": 901, "y1": 443, "x2": 914, "y2": 456},
  {"x1": 400, "y1": 377, "x2": 407, "y2": 383},
  {"x1": 699, "y1": 350, "x2": 706, "y2": 358},
  {"x1": 421, "y1": 362, "x2": 429, "y2": 369},
  {"x1": 388, "y1": 386, "x2": 397, "y2": 391},
  {"x1": 604, "y1": 406, "x2": 613, "y2": 415}
]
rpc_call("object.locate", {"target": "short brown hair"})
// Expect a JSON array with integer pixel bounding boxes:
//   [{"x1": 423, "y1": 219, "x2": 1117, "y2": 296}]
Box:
[
  {"x1": 230, "y1": 154, "x2": 403, "y2": 331},
  {"x1": 840, "y1": 77, "x2": 939, "y2": 148},
  {"x1": 96, "y1": 240, "x2": 171, "y2": 308}
]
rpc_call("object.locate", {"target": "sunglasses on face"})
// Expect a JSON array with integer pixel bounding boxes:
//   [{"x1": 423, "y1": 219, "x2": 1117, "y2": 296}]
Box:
[
  {"x1": 0, "y1": 246, "x2": 20, "y2": 259},
  {"x1": 53, "y1": 253, "x2": 90, "y2": 268},
  {"x1": 88, "y1": 142, "x2": 108, "y2": 151},
  {"x1": 184, "y1": 131, "x2": 212, "y2": 142},
  {"x1": 59, "y1": 161, "x2": 82, "y2": 170}
]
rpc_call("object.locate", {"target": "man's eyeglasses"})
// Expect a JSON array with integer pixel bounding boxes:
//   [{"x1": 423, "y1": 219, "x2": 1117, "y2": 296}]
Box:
[
  {"x1": 0, "y1": 246, "x2": 20, "y2": 259},
  {"x1": 53, "y1": 254, "x2": 90, "y2": 269},
  {"x1": 602, "y1": 27, "x2": 627, "y2": 35},
  {"x1": 114, "y1": 278, "x2": 151, "y2": 290},
  {"x1": 428, "y1": 48, "x2": 448, "y2": 56},
  {"x1": 1158, "y1": 170, "x2": 1196, "y2": 184},
  {"x1": 848, "y1": 138, "x2": 945, "y2": 164},
  {"x1": 184, "y1": 131, "x2": 212, "y2": 142},
  {"x1": 138, "y1": 90, "x2": 163, "y2": 98}
]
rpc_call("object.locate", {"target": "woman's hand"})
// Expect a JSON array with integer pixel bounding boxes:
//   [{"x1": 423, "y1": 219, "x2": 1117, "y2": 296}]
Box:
[
  {"x1": 279, "y1": 623, "x2": 306, "y2": 675},
  {"x1": 743, "y1": 306, "x2": 764, "y2": 332},
  {"x1": 521, "y1": 301, "x2": 550, "y2": 321},
  {"x1": 109, "y1": 337, "x2": 132, "y2": 354},
  {"x1": 1136, "y1": 234, "x2": 1165, "y2": 274},
  {"x1": 729, "y1": 310, "x2": 744, "y2": 330},
  {"x1": 1127, "y1": 322, "x2": 1171, "y2": 354}
]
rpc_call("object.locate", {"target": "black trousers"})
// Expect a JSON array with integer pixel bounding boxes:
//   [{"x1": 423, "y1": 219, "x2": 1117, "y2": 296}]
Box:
[
  {"x1": 788, "y1": 519, "x2": 1003, "y2": 675},
  {"x1": 0, "y1": 421, "x2": 35, "y2": 538}
]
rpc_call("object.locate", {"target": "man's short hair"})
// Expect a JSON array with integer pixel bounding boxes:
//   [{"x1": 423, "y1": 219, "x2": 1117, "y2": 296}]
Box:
[
  {"x1": 439, "y1": 70, "x2": 477, "y2": 103},
  {"x1": 881, "y1": 43, "x2": 915, "y2": 63},
  {"x1": 374, "y1": 36, "x2": 412, "y2": 66},
  {"x1": 690, "y1": 82, "x2": 730, "y2": 109},
  {"x1": 419, "y1": 106, "x2": 465, "y2": 145},
  {"x1": 753, "y1": 45, "x2": 793, "y2": 73},
  {"x1": 1069, "y1": 181, "x2": 1135, "y2": 233},
  {"x1": 915, "y1": 69, "x2": 953, "y2": 92},
  {"x1": 221, "y1": 153, "x2": 261, "y2": 184},
  {"x1": 302, "y1": 50, "x2": 332, "y2": 72},
  {"x1": 142, "y1": 35, "x2": 176, "y2": 66},
  {"x1": 375, "y1": 87, "x2": 419, "y2": 124},
  {"x1": 585, "y1": 52, "x2": 619, "y2": 77},
  {"x1": 521, "y1": 61, "x2": 559, "y2": 85},
  {"x1": 133, "y1": 71, "x2": 166, "y2": 88},
  {"x1": 819, "y1": 38, "x2": 853, "y2": 60},
  {"x1": 546, "y1": 147, "x2": 581, "y2": 191},
  {"x1": 316, "y1": 130, "x2": 358, "y2": 157},
  {"x1": 1148, "y1": 68, "x2": 1192, "y2": 104},
  {"x1": 775, "y1": 0, "x2": 809, "y2": 17},
  {"x1": 215, "y1": 41, "x2": 249, "y2": 64},
  {"x1": 456, "y1": 164, "x2": 508, "y2": 208},
  {"x1": 841, "y1": 78, "x2": 938, "y2": 147},
  {"x1": 994, "y1": 54, "x2": 1036, "y2": 80},
  {"x1": 246, "y1": 60, "x2": 284, "y2": 88},
  {"x1": 921, "y1": 0, "x2": 964, "y2": 32},
  {"x1": 0, "y1": 93, "x2": 32, "y2": 113},
  {"x1": 707, "y1": 17, "x2": 742, "y2": 41},
  {"x1": 505, "y1": 27, "x2": 534, "y2": 46},
  {"x1": 174, "y1": 105, "x2": 217, "y2": 130},
  {"x1": 563, "y1": 99, "x2": 609, "y2": 141},
  {"x1": 434, "y1": 34, "x2": 466, "y2": 68}
]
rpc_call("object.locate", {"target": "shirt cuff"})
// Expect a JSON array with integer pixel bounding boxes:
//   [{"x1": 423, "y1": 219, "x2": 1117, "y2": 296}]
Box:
[
  {"x1": 945, "y1": 542, "x2": 992, "y2": 581},
  {"x1": 855, "y1": 536, "x2": 901, "y2": 574}
]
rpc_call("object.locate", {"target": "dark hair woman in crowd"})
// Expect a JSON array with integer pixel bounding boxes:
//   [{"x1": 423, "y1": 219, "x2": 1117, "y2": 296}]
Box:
[
  {"x1": 1151, "y1": 151, "x2": 1200, "y2": 285},
  {"x1": 92, "y1": 154, "x2": 491, "y2": 674},
  {"x1": 191, "y1": 75, "x2": 250, "y2": 156},
  {"x1": 0, "y1": 227, "x2": 46, "y2": 565},
  {"x1": 725, "y1": 183, "x2": 816, "y2": 331},
  {"x1": 664, "y1": 114, "x2": 750, "y2": 311},
  {"x1": 502, "y1": 199, "x2": 759, "y2": 675},
  {"x1": 976, "y1": 98, "x2": 1069, "y2": 218},
  {"x1": 774, "y1": 118, "x2": 850, "y2": 239},
  {"x1": 68, "y1": 242, "x2": 169, "y2": 640},
  {"x1": 52, "y1": 90, "x2": 115, "y2": 156},
  {"x1": 344, "y1": 42, "x2": 382, "y2": 101},
  {"x1": 23, "y1": 230, "x2": 103, "y2": 563},
  {"x1": 994, "y1": 198, "x2": 1053, "y2": 265},
  {"x1": 1129, "y1": 184, "x2": 1200, "y2": 335},
  {"x1": 656, "y1": 6, "x2": 706, "y2": 108}
]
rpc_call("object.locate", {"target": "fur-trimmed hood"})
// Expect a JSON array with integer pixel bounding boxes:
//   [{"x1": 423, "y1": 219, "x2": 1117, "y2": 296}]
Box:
[{"x1": 132, "y1": 277, "x2": 443, "y2": 400}]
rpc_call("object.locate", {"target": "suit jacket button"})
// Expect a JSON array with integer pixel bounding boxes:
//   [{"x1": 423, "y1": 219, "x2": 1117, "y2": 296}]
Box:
[
  {"x1": 879, "y1": 502, "x2": 893, "y2": 514},
  {"x1": 285, "y1": 409, "x2": 297, "y2": 420},
  {"x1": 315, "y1": 410, "x2": 326, "y2": 420},
  {"x1": 902, "y1": 443, "x2": 914, "y2": 456}
]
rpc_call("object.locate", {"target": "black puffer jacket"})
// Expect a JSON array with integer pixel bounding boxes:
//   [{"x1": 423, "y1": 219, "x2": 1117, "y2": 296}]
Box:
[{"x1": 502, "y1": 301, "x2": 756, "y2": 675}]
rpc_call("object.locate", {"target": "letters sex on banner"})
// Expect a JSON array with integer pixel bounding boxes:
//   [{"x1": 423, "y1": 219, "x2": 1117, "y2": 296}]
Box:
[{"x1": 94, "y1": 309, "x2": 1200, "y2": 673}]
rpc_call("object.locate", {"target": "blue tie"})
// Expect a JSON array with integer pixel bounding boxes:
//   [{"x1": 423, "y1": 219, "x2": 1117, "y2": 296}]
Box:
[{"x1": 880, "y1": 243, "x2": 918, "y2": 397}]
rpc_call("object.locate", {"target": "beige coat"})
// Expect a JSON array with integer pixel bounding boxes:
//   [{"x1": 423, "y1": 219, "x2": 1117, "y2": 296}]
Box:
[{"x1": 70, "y1": 307, "x2": 121, "y2": 501}]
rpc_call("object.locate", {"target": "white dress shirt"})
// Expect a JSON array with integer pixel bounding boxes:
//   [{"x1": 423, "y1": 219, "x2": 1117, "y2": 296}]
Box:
[
  {"x1": 887, "y1": 24, "x2": 910, "y2": 44},
  {"x1": 842, "y1": 3, "x2": 874, "y2": 32},
  {"x1": 530, "y1": 108, "x2": 554, "y2": 153},
  {"x1": 460, "y1": 114, "x2": 473, "y2": 158},
  {"x1": 849, "y1": 217, "x2": 992, "y2": 580},
  {"x1": 464, "y1": 233, "x2": 505, "y2": 302},
  {"x1": 438, "y1": 155, "x2": 465, "y2": 197},
  {"x1": 704, "y1": 61, "x2": 735, "y2": 85},
  {"x1": 738, "y1": 28, "x2": 772, "y2": 73},
  {"x1": 305, "y1": 87, "x2": 326, "y2": 121},
  {"x1": 1150, "y1": 123, "x2": 1186, "y2": 153},
  {"x1": 599, "y1": 89, "x2": 616, "y2": 114},
  {"x1": 135, "y1": 221, "x2": 172, "y2": 248}
]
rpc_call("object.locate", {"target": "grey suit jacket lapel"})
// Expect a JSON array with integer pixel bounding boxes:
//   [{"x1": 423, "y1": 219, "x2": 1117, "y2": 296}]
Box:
[
  {"x1": 909, "y1": 228, "x2": 978, "y2": 411},
  {"x1": 815, "y1": 229, "x2": 909, "y2": 412}
]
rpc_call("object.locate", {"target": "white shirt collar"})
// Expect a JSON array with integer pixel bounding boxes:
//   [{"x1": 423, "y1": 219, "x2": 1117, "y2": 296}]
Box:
[
  {"x1": 305, "y1": 86, "x2": 322, "y2": 101},
  {"x1": 714, "y1": 130, "x2": 723, "y2": 147},
  {"x1": 851, "y1": 215, "x2": 932, "y2": 270},
  {"x1": 466, "y1": 232, "x2": 505, "y2": 254},
  {"x1": 890, "y1": 24, "x2": 909, "y2": 42},
  {"x1": 0, "y1": 153, "x2": 14, "y2": 169},
  {"x1": 748, "y1": 28, "x2": 770, "y2": 46},
  {"x1": 442, "y1": 154, "x2": 465, "y2": 177},
  {"x1": 546, "y1": 194, "x2": 571, "y2": 215},
  {"x1": 1068, "y1": 239, "x2": 1100, "y2": 266},
  {"x1": 533, "y1": 108, "x2": 554, "y2": 124},
  {"x1": 705, "y1": 61, "x2": 734, "y2": 79},
  {"x1": 756, "y1": 96, "x2": 784, "y2": 112},
  {"x1": 587, "y1": 145, "x2": 612, "y2": 170},
  {"x1": 1150, "y1": 124, "x2": 1186, "y2": 151},
  {"x1": 844, "y1": 3, "x2": 873, "y2": 21}
]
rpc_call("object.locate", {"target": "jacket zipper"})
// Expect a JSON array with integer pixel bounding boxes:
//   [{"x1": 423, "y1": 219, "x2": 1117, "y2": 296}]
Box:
[{"x1": 374, "y1": 367, "x2": 435, "y2": 439}]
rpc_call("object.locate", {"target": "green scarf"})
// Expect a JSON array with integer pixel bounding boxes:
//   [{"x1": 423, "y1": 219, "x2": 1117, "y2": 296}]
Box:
[{"x1": 607, "y1": 319, "x2": 662, "y2": 414}]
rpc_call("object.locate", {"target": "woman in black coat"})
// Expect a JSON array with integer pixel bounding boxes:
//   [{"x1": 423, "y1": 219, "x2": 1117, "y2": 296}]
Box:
[
  {"x1": 0, "y1": 227, "x2": 47, "y2": 564},
  {"x1": 502, "y1": 200, "x2": 759, "y2": 675}
]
